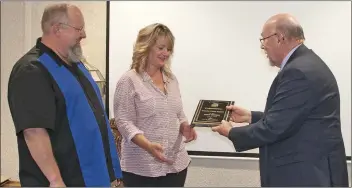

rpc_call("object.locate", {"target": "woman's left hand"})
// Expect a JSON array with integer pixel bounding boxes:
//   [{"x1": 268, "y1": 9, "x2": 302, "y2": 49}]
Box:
[{"x1": 180, "y1": 123, "x2": 197, "y2": 143}]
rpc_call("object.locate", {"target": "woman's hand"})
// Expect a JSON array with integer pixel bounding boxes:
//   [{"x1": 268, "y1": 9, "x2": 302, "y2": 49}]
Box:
[
  {"x1": 132, "y1": 134, "x2": 174, "y2": 164},
  {"x1": 146, "y1": 142, "x2": 173, "y2": 164},
  {"x1": 180, "y1": 123, "x2": 197, "y2": 143}
]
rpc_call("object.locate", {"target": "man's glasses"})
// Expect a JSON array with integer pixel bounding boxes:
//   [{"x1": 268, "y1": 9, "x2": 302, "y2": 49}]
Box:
[
  {"x1": 59, "y1": 23, "x2": 84, "y2": 32},
  {"x1": 259, "y1": 33, "x2": 277, "y2": 45}
]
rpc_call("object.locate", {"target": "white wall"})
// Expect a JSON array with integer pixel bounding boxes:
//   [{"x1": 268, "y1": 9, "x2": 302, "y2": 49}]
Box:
[{"x1": 1, "y1": 1, "x2": 26, "y2": 180}]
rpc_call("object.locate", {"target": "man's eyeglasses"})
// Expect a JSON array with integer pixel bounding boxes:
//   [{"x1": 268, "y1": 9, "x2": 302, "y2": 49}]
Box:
[
  {"x1": 59, "y1": 23, "x2": 84, "y2": 32},
  {"x1": 259, "y1": 33, "x2": 277, "y2": 45}
]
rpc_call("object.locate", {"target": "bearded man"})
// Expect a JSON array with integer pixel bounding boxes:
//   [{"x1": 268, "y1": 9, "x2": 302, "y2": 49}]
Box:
[{"x1": 7, "y1": 3, "x2": 122, "y2": 187}]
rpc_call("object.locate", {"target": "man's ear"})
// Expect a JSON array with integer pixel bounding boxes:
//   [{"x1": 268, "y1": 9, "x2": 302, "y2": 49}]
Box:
[
  {"x1": 53, "y1": 24, "x2": 61, "y2": 35},
  {"x1": 281, "y1": 35, "x2": 285, "y2": 41},
  {"x1": 278, "y1": 33, "x2": 285, "y2": 43}
]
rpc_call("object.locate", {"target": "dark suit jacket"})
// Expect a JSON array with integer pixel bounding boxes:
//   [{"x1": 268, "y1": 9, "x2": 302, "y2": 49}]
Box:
[{"x1": 228, "y1": 44, "x2": 349, "y2": 187}]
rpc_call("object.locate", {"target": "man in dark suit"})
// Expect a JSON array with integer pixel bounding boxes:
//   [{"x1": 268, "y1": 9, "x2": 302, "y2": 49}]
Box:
[{"x1": 212, "y1": 13, "x2": 349, "y2": 187}]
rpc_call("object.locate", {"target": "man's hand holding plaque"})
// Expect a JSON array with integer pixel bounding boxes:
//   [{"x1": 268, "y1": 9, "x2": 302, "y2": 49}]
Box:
[
  {"x1": 226, "y1": 105, "x2": 252, "y2": 123},
  {"x1": 190, "y1": 100, "x2": 235, "y2": 128},
  {"x1": 211, "y1": 105, "x2": 252, "y2": 136}
]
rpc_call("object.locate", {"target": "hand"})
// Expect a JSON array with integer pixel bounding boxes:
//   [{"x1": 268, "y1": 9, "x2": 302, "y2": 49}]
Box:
[
  {"x1": 211, "y1": 120, "x2": 233, "y2": 137},
  {"x1": 180, "y1": 123, "x2": 197, "y2": 143},
  {"x1": 146, "y1": 142, "x2": 172, "y2": 164},
  {"x1": 226, "y1": 105, "x2": 252, "y2": 123},
  {"x1": 111, "y1": 179, "x2": 123, "y2": 187},
  {"x1": 49, "y1": 180, "x2": 66, "y2": 187}
]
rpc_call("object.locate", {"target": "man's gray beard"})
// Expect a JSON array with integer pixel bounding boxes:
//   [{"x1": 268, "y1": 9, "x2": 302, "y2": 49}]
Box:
[{"x1": 67, "y1": 44, "x2": 83, "y2": 63}]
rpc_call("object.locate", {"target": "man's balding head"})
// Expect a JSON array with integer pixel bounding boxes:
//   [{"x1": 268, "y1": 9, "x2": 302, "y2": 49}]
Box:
[
  {"x1": 260, "y1": 13, "x2": 305, "y2": 68},
  {"x1": 40, "y1": 3, "x2": 86, "y2": 64},
  {"x1": 265, "y1": 13, "x2": 305, "y2": 42},
  {"x1": 41, "y1": 3, "x2": 68, "y2": 34},
  {"x1": 41, "y1": 3, "x2": 83, "y2": 34}
]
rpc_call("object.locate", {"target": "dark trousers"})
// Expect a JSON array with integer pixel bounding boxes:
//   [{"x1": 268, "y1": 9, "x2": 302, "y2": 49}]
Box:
[{"x1": 122, "y1": 167, "x2": 188, "y2": 187}]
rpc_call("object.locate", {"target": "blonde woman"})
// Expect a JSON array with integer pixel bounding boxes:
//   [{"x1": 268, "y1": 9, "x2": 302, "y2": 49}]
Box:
[{"x1": 113, "y1": 23, "x2": 197, "y2": 187}]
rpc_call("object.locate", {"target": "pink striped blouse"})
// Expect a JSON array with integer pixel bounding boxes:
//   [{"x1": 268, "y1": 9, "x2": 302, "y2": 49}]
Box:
[{"x1": 113, "y1": 69, "x2": 191, "y2": 177}]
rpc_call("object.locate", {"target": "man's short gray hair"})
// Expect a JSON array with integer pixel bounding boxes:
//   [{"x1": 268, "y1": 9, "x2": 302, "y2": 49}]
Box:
[
  {"x1": 41, "y1": 3, "x2": 70, "y2": 34},
  {"x1": 275, "y1": 19, "x2": 305, "y2": 41}
]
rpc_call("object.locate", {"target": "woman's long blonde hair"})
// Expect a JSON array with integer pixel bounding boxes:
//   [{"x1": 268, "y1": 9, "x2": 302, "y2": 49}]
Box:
[{"x1": 130, "y1": 23, "x2": 175, "y2": 78}]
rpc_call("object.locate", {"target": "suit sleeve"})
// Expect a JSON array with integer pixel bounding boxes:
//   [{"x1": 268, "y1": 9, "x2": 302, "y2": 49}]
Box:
[
  {"x1": 228, "y1": 69, "x2": 314, "y2": 152},
  {"x1": 251, "y1": 111, "x2": 264, "y2": 123},
  {"x1": 8, "y1": 61, "x2": 56, "y2": 135}
]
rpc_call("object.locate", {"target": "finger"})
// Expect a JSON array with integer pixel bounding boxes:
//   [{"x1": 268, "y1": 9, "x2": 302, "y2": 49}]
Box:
[
  {"x1": 162, "y1": 157, "x2": 173, "y2": 164},
  {"x1": 193, "y1": 130, "x2": 197, "y2": 140},
  {"x1": 228, "y1": 105, "x2": 240, "y2": 113},
  {"x1": 159, "y1": 156, "x2": 168, "y2": 162},
  {"x1": 165, "y1": 158, "x2": 174, "y2": 165},
  {"x1": 155, "y1": 151, "x2": 167, "y2": 161},
  {"x1": 160, "y1": 155, "x2": 167, "y2": 162},
  {"x1": 154, "y1": 144, "x2": 164, "y2": 153},
  {"x1": 221, "y1": 120, "x2": 233, "y2": 128},
  {"x1": 188, "y1": 133, "x2": 195, "y2": 142},
  {"x1": 211, "y1": 125, "x2": 220, "y2": 132},
  {"x1": 184, "y1": 133, "x2": 194, "y2": 143}
]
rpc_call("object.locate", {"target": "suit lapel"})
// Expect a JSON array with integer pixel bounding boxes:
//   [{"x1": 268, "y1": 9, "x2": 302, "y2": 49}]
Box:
[{"x1": 264, "y1": 75, "x2": 279, "y2": 114}]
